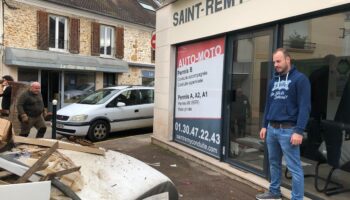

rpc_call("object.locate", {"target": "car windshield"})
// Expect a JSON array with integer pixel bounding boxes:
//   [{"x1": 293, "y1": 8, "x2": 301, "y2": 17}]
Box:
[
  {"x1": 76, "y1": 83, "x2": 93, "y2": 91},
  {"x1": 78, "y1": 89, "x2": 119, "y2": 105}
]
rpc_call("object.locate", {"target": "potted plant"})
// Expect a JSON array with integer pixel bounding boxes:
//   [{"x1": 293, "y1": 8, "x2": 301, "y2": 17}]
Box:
[{"x1": 288, "y1": 31, "x2": 307, "y2": 49}]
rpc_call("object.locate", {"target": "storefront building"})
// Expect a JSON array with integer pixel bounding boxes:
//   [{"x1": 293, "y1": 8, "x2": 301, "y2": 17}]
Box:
[
  {"x1": 153, "y1": 0, "x2": 350, "y2": 199},
  {"x1": 1, "y1": 0, "x2": 157, "y2": 109}
]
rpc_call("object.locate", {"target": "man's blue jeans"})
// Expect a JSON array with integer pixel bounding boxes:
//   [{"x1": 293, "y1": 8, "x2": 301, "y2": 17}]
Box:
[{"x1": 266, "y1": 125, "x2": 304, "y2": 200}]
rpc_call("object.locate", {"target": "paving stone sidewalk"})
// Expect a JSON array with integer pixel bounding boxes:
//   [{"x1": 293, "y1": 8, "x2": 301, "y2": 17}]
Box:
[{"x1": 96, "y1": 133, "x2": 260, "y2": 200}]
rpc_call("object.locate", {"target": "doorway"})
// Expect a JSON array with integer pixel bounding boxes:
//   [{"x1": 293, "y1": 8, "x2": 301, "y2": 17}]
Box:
[
  {"x1": 225, "y1": 29, "x2": 274, "y2": 176},
  {"x1": 41, "y1": 70, "x2": 61, "y2": 111}
]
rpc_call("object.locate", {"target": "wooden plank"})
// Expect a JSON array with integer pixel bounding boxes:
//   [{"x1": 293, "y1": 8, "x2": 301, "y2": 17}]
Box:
[
  {"x1": 0, "y1": 180, "x2": 9, "y2": 185},
  {"x1": 18, "y1": 158, "x2": 49, "y2": 171},
  {"x1": 0, "y1": 118, "x2": 12, "y2": 142},
  {"x1": 40, "y1": 166, "x2": 81, "y2": 181},
  {"x1": 16, "y1": 142, "x2": 58, "y2": 183},
  {"x1": 13, "y1": 136, "x2": 105, "y2": 155},
  {"x1": 0, "y1": 170, "x2": 13, "y2": 179}
]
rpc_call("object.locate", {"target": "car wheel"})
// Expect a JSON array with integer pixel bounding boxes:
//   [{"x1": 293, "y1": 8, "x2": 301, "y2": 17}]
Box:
[{"x1": 87, "y1": 120, "x2": 110, "y2": 142}]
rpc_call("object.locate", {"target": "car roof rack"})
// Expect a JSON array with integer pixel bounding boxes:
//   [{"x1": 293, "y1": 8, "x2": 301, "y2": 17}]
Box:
[
  {"x1": 109, "y1": 85, "x2": 153, "y2": 89},
  {"x1": 125, "y1": 85, "x2": 150, "y2": 88}
]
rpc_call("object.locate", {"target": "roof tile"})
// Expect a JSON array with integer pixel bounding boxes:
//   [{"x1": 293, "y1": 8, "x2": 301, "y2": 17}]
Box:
[{"x1": 43, "y1": 0, "x2": 157, "y2": 28}]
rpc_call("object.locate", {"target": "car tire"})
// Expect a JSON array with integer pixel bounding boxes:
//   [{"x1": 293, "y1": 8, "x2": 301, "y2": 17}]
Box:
[{"x1": 87, "y1": 120, "x2": 110, "y2": 142}]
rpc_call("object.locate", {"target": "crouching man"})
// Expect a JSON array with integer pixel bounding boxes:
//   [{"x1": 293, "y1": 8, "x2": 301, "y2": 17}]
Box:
[{"x1": 17, "y1": 82, "x2": 47, "y2": 138}]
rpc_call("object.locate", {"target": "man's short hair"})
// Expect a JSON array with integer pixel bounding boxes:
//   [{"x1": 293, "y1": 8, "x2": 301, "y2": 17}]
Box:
[
  {"x1": 2, "y1": 75, "x2": 14, "y2": 82},
  {"x1": 273, "y1": 48, "x2": 291, "y2": 59}
]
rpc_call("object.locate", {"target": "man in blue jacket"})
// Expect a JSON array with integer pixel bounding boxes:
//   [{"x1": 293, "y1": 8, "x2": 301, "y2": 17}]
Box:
[{"x1": 256, "y1": 48, "x2": 311, "y2": 200}]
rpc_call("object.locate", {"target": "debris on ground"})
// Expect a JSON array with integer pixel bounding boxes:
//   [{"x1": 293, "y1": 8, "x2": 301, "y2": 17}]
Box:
[
  {"x1": 0, "y1": 118, "x2": 105, "y2": 200},
  {"x1": 0, "y1": 119, "x2": 178, "y2": 200}
]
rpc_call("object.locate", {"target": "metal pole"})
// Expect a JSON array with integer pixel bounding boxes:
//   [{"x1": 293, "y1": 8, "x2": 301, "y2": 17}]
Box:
[{"x1": 52, "y1": 99, "x2": 57, "y2": 139}]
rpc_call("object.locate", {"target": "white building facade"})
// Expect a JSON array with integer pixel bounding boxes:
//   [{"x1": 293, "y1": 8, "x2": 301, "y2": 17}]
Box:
[{"x1": 154, "y1": 0, "x2": 350, "y2": 199}]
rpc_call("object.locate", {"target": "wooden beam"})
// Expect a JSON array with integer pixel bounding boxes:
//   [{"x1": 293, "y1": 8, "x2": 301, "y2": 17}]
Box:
[
  {"x1": 40, "y1": 166, "x2": 81, "y2": 181},
  {"x1": 0, "y1": 170, "x2": 13, "y2": 179},
  {"x1": 13, "y1": 136, "x2": 105, "y2": 155},
  {"x1": 16, "y1": 142, "x2": 58, "y2": 183},
  {"x1": 0, "y1": 180, "x2": 9, "y2": 185}
]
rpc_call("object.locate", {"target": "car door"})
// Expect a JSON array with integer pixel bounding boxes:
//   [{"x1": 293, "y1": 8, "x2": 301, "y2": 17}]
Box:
[
  {"x1": 106, "y1": 89, "x2": 144, "y2": 131},
  {"x1": 138, "y1": 89, "x2": 154, "y2": 126}
]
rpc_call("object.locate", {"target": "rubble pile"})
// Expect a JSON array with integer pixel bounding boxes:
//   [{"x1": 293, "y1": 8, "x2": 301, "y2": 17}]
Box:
[
  {"x1": 0, "y1": 118, "x2": 106, "y2": 200},
  {"x1": 0, "y1": 118, "x2": 178, "y2": 200}
]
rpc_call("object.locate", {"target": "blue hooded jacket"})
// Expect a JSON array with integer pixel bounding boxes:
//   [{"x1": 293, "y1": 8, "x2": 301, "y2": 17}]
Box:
[{"x1": 263, "y1": 66, "x2": 311, "y2": 134}]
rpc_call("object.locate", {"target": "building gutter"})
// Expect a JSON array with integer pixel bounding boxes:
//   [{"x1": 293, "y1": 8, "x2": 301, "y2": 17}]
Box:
[
  {"x1": 158, "y1": 0, "x2": 177, "y2": 9},
  {"x1": 128, "y1": 61, "x2": 155, "y2": 68}
]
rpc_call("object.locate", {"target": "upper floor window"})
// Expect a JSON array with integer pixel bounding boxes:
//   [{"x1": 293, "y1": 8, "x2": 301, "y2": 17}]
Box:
[
  {"x1": 100, "y1": 25, "x2": 114, "y2": 56},
  {"x1": 49, "y1": 15, "x2": 68, "y2": 50}
]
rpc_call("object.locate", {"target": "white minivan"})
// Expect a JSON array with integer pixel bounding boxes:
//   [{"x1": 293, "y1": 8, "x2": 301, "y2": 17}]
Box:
[{"x1": 56, "y1": 86, "x2": 154, "y2": 141}]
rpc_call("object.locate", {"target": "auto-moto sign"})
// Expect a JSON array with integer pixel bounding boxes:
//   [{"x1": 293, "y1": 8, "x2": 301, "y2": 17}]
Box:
[{"x1": 174, "y1": 37, "x2": 225, "y2": 158}]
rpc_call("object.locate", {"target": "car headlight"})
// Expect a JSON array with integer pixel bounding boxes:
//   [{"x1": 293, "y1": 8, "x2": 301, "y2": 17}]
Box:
[{"x1": 70, "y1": 114, "x2": 88, "y2": 122}]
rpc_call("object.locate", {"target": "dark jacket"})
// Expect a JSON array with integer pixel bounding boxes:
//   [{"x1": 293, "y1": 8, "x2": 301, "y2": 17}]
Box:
[
  {"x1": 0, "y1": 85, "x2": 11, "y2": 110},
  {"x1": 263, "y1": 66, "x2": 311, "y2": 134},
  {"x1": 17, "y1": 90, "x2": 44, "y2": 117}
]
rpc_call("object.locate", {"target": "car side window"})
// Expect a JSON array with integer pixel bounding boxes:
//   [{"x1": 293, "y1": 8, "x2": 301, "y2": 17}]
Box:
[
  {"x1": 113, "y1": 90, "x2": 141, "y2": 106},
  {"x1": 140, "y1": 89, "x2": 154, "y2": 104},
  {"x1": 106, "y1": 98, "x2": 118, "y2": 107}
]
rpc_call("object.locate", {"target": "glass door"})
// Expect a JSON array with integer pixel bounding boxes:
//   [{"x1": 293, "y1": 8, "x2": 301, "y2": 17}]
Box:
[
  {"x1": 41, "y1": 70, "x2": 61, "y2": 110},
  {"x1": 226, "y1": 29, "x2": 273, "y2": 175}
]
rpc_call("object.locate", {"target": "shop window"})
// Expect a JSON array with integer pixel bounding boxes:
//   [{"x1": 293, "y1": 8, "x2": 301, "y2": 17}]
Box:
[
  {"x1": 283, "y1": 21, "x2": 316, "y2": 51},
  {"x1": 282, "y1": 12, "x2": 350, "y2": 199},
  {"x1": 103, "y1": 73, "x2": 116, "y2": 87},
  {"x1": 142, "y1": 70, "x2": 154, "y2": 86},
  {"x1": 100, "y1": 25, "x2": 114, "y2": 57},
  {"x1": 18, "y1": 69, "x2": 39, "y2": 83},
  {"x1": 64, "y1": 72, "x2": 95, "y2": 104},
  {"x1": 49, "y1": 15, "x2": 68, "y2": 50}
]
